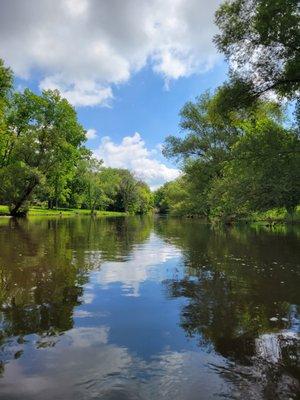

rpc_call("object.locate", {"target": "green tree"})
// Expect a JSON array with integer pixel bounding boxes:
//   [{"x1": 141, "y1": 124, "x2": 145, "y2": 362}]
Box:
[
  {"x1": 154, "y1": 178, "x2": 190, "y2": 216},
  {"x1": 162, "y1": 92, "x2": 238, "y2": 216},
  {"x1": 112, "y1": 170, "x2": 138, "y2": 213},
  {"x1": 135, "y1": 181, "x2": 153, "y2": 214},
  {"x1": 66, "y1": 149, "x2": 93, "y2": 209},
  {"x1": 0, "y1": 89, "x2": 86, "y2": 216},
  {"x1": 83, "y1": 157, "x2": 107, "y2": 213},
  {"x1": 97, "y1": 167, "x2": 123, "y2": 210},
  {"x1": 0, "y1": 59, "x2": 13, "y2": 163},
  {"x1": 163, "y1": 92, "x2": 239, "y2": 162},
  {"x1": 210, "y1": 119, "x2": 300, "y2": 220},
  {"x1": 41, "y1": 168, "x2": 74, "y2": 209},
  {"x1": 163, "y1": 89, "x2": 298, "y2": 219},
  {"x1": 154, "y1": 185, "x2": 169, "y2": 213},
  {"x1": 214, "y1": 0, "x2": 300, "y2": 109}
]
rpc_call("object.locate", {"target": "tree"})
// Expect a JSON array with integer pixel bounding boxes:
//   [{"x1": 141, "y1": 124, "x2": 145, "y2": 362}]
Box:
[
  {"x1": 135, "y1": 181, "x2": 153, "y2": 214},
  {"x1": 214, "y1": 0, "x2": 300, "y2": 108},
  {"x1": 0, "y1": 60, "x2": 154, "y2": 216},
  {"x1": 64, "y1": 149, "x2": 92, "y2": 209},
  {"x1": 154, "y1": 184, "x2": 170, "y2": 214},
  {"x1": 162, "y1": 92, "x2": 238, "y2": 216},
  {"x1": 210, "y1": 120, "x2": 300, "y2": 219},
  {"x1": 83, "y1": 157, "x2": 106, "y2": 213},
  {"x1": 97, "y1": 167, "x2": 123, "y2": 210},
  {"x1": 113, "y1": 170, "x2": 138, "y2": 213},
  {"x1": 163, "y1": 91, "x2": 284, "y2": 217},
  {"x1": 0, "y1": 89, "x2": 86, "y2": 216},
  {"x1": 162, "y1": 88, "x2": 299, "y2": 219},
  {"x1": 40, "y1": 167, "x2": 74, "y2": 209},
  {"x1": 163, "y1": 92, "x2": 239, "y2": 162},
  {"x1": 0, "y1": 59, "x2": 13, "y2": 163}
]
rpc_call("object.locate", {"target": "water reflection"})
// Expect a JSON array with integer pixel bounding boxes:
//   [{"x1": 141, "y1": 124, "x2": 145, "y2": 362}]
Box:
[
  {"x1": 156, "y1": 219, "x2": 300, "y2": 398},
  {"x1": 93, "y1": 234, "x2": 181, "y2": 297},
  {"x1": 0, "y1": 216, "x2": 299, "y2": 399},
  {"x1": 0, "y1": 217, "x2": 153, "y2": 359}
]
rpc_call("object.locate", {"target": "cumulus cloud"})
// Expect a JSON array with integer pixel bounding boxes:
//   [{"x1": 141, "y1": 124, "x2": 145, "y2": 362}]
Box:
[
  {"x1": 86, "y1": 128, "x2": 97, "y2": 140},
  {"x1": 94, "y1": 132, "x2": 180, "y2": 189},
  {"x1": 0, "y1": 0, "x2": 221, "y2": 106},
  {"x1": 39, "y1": 76, "x2": 113, "y2": 107}
]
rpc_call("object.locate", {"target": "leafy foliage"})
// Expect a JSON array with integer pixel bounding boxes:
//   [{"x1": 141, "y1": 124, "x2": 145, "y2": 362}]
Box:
[
  {"x1": 0, "y1": 88, "x2": 86, "y2": 215},
  {"x1": 0, "y1": 60, "x2": 153, "y2": 216},
  {"x1": 214, "y1": 0, "x2": 300, "y2": 110},
  {"x1": 0, "y1": 60, "x2": 13, "y2": 168},
  {"x1": 159, "y1": 90, "x2": 300, "y2": 221},
  {"x1": 210, "y1": 120, "x2": 300, "y2": 219}
]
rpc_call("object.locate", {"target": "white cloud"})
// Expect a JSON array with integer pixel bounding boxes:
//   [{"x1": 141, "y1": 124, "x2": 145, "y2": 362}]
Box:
[
  {"x1": 0, "y1": 0, "x2": 221, "y2": 106},
  {"x1": 94, "y1": 132, "x2": 180, "y2": 189},
  {"x1": 64, "y1": 0, "x2": 89, "y2": 17},
  {"x1": 39, "y1": 75, "x2": 113, "y2": 107},
  {"x1": 86, "y1": 128, "x2": 97, "y2": 140}
]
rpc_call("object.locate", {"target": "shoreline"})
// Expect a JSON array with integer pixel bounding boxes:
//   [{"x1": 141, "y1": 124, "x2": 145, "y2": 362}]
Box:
[{"x1": 0, "y1": 206, "x2": 126, "y2": 218}]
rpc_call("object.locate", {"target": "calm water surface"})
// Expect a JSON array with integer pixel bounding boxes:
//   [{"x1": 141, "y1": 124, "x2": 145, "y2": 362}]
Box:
[{"x1": 0, "y1": 216, "x2": 299, "y2": 399}]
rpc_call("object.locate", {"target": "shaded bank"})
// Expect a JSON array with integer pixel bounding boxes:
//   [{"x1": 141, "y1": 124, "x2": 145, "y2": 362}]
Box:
[{"x1": 154, "y1": 206, "x2": 300, "y2": 226}]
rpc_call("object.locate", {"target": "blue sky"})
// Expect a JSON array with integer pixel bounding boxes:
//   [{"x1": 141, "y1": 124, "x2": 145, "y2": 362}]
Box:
[
  {"x1": 80, "y1": 62, "x2": 227, "y2": 150},
  {"x1": 1, "y1": 0, "x2": 226, "y2": 188}
]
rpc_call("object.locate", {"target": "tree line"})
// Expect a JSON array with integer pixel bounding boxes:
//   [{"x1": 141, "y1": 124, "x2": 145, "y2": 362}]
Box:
[
  {"x1": 154, "y1": 0, "x2": 300, "y2": 222},
  {"x1": 0, "y1": 61, "x2": 153, "y2": 216}
]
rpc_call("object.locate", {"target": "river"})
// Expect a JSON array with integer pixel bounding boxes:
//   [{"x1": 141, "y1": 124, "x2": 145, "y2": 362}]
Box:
[{"x1": 0, "y1": 216, "x2": 299, "y2": 399}]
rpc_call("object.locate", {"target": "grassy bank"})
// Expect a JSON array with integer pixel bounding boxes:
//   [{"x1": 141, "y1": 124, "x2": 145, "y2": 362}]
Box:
[
  {"x1": 245, "y1": 206, "x2": 300, "y2": 225},
  {"x1": 0, "y1": 205, "x2": 126, "y2": 217}
]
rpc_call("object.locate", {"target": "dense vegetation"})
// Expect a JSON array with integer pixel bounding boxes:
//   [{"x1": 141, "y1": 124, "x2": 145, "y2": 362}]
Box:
[
  {"x1": 154, "y1": 0, "x2": 300, "y2": 222},
  {"x1": 214, "y1": 0, "x2": 299, "y2": 109},
  {"x1": 0, "y1": 60, "x2": 153, "y2": 216}
]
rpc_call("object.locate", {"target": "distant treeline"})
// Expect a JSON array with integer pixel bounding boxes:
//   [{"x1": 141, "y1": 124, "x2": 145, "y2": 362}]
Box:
[
  {"x1": 154, "y1": 0, "x2": 300, "y2": 222},
  {"x1": 0, "y1": 61, "x2": 153, "y2": 216}
]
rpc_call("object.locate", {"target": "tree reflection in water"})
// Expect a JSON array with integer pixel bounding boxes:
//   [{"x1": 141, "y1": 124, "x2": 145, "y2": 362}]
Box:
[
  {"x1": 0, "y1": 216, "x2": 153, "y2": 368},
  {"x1": 156, "y1": 219, "x2": 300, "y2": 398}
]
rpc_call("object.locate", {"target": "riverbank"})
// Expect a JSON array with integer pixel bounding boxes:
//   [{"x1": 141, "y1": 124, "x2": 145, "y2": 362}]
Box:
[
  {"x1": 244, "y1": 206, "x2": 300, "y2": 225},
  {"x1": 2, "y1": 204, "x2": 298, "y2": 224},
  {"x1": 212, "y1": 207, "x2": 300, "y2": 225},
  {"x1": 0, "y1": 205, "x2": 126, "y2": 217},
  {"x1": 161, "y1": 206, "x2": 300, "y2": 225}
]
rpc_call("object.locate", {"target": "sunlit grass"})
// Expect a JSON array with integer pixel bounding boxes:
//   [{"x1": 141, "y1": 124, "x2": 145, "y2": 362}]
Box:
[
  {"x1": 0, "y1": 205, "x2": 125, "y2": 217},
  {"x1": 250, "y1": 206, "x2": 300, "y2": 224},
  {"x1": 0, "y1": 205, "x2": 9, "y2": 215}
]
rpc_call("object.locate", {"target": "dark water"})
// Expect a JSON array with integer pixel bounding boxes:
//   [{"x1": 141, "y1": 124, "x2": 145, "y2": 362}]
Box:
[{"x1": 0, "y1": 216, "x2": 299, "y2": 400}]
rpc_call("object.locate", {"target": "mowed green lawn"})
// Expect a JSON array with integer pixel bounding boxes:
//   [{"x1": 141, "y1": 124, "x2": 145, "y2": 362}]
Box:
[{"x1": 0, "y1": 205, "x2": 125, "y2": 217}]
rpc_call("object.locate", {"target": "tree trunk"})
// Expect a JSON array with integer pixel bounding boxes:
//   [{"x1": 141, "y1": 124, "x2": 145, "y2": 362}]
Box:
[{"x1": 10, "y1": 179, "x2": 38, "y2": 217}]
